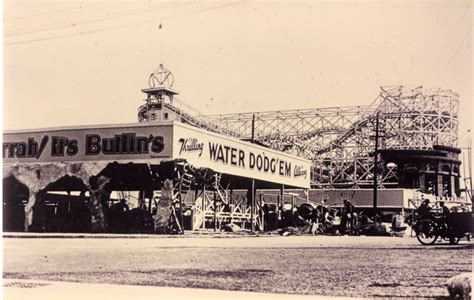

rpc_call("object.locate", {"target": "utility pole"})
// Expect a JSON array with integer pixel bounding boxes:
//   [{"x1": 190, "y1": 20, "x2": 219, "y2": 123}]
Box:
[
  {"x1": 373, "y1": 111, "x2": 380, "y2": 213},
  {"x1": 468, "y1": 130, "x2": 473, "y2": 207},
  {"x1": 251, "y1": 114, "x2": 255, "y2": 143}
]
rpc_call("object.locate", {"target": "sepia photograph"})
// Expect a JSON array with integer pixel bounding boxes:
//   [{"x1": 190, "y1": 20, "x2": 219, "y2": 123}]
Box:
[{"x1": 2, "y1": 0, "x2": 473, "y2": 299}]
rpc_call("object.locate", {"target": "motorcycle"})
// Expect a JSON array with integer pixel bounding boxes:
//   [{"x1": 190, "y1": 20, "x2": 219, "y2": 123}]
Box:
[{"x1": 414, "y1": 213, "x2": 471, "y2": 245}]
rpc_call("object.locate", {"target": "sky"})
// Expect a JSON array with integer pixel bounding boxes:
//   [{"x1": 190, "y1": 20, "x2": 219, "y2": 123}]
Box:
[{"x1": 3, "y1": 0, "x2": 472, "y2": 151}]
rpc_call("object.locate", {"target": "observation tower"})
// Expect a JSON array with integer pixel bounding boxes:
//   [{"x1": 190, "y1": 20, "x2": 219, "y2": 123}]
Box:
[{"x1": 138, "y1": 64, "x2": 179, "y2": 123}]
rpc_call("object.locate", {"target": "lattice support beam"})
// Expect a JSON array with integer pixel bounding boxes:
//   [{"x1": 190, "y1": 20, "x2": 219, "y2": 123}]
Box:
[{"x1": 198, "y1": 86, "x2": 459, "y2": 189}]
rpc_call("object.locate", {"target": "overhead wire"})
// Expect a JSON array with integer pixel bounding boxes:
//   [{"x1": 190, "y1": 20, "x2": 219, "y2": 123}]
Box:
[
  {"x1": 4, "y1": 1, "x2": 246, "y2": 46},
  {"x1": 4, "y1": 4, "x2": 116, "y2": 35},
  {"x1": 4, "y1": 2, "x2": 107, "y2": 22},
  {"x1": 5, "y1": 4, "x2": 175, "y2": 37},
  {"x1": 4, "y1": 2, "x2": 120, "y2": 35}
]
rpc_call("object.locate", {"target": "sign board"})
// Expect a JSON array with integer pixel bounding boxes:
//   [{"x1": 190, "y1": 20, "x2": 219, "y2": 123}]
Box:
[
  {"x1": 173, "y1": 123, "x2": 311, "y2": 188},
  {"x1": 3, "y1": 123, "x2": 173, "y2": 164},
  {"x1": 3, "y1": 121, "x2": 311, "y2": 188}
]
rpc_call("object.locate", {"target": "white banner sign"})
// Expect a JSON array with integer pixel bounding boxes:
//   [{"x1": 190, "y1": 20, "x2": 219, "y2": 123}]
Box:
[{"x1": 173, "y1": 123, "x2": 311, "y2": 189}]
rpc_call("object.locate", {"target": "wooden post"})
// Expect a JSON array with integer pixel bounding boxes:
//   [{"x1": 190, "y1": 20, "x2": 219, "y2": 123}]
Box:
[
  {"x1": 202, "y1": 186, "x2": 206, "y2": 230},
  {"x1": 193, "y1": 188, "x2": 198, "y2": 229},
  {"x1": 259, "y1": 193, "x2": 264, "y2": 231},
  {"x1": 138, "y1": 190, "x2": 145, "y2": 210},
  {"x1": 250, "y1": 179, "x2": 255, "y2": 232},
  {"x1": 213, "y1": 190, "x2": 217, "y2": 232},
  {"x1": 147, "y1": 190, "x2": 153, "y2": 213},
  {"x1": 178, "y1": 181, "x2": 185, "y2": 234},
  {"x1": 277, "y1": 194, "x2": 281, "y2": 216},
  {"x1": 291, "y1": 195, "x2": 296, "y2": 227},
  {"x1": 230, "y1": 188, "x2": 234, "y2": 224},
  {"x1": 279, "y1": 185, "x2": 284, "y2": 221}
]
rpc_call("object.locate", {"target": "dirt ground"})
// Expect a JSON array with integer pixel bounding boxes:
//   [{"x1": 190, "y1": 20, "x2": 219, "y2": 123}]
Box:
[{"x1": 3, "y1": 235, "x2": 472, "y2": 298}]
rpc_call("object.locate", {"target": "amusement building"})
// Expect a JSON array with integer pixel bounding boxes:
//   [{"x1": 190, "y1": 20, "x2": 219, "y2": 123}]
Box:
[{"x1": 3, "y1": 65, "x2": 469, "y2": 233}]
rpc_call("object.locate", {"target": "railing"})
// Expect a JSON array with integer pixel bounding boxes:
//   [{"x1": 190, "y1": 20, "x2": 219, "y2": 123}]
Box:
[{"x1": 190, "y1": 192, "x2": 262, "y2": 230}]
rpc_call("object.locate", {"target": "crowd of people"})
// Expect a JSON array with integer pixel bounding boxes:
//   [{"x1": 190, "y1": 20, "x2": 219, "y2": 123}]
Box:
[
  {"x1": 102, "y1": 194, "x2": 471, "y2": 238},
  {"x1": 273, "y1": 199, "x2": 389, "y2": 236}
]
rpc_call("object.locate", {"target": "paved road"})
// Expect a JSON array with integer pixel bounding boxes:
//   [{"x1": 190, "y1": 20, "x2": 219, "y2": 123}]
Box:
[
  {"x1": 3, "y1": 279, "x2": 364, "y2": 300},
  {"x1": 3, "y1": 235, "x2": 472, "y2": 298}
]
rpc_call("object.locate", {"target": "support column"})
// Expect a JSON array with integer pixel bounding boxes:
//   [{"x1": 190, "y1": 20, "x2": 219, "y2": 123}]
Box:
[
  {"x1": 202, "y1": 186, "x2": 206, "y2": 230},
  {"x1": 449, "y1": 170, "x2": 455, "y2": 198},
  {"x1": 455, "y1": 175, "x2": 461, "y2": 197},
  {"x1": 24, "y1": 191, "x2": 47, "y2": 232},
  {"x1": 146, "y1": 190, "x2": 154, "y2": 213},
  {"x1": 259, "y1": 194, "x2": 264, "y2": 231},
  {"x1": 213, "y1": 190, "x2": 217, "y2": 232},
  {"x1": 138, "y1": 190, "x2": 146, "y2": 210},
  {"x1": 32, "y1": 191, "x2": 47, "y2": 232},
  {"x1": 291, "y1": 195, "x2": 296, "y2": 227},
  {"x1": 154, "y1": 179, "x2": 174, "y2": 234},
  {"x1": 178, "y1": 182, "x2": 185, "y2": 234},
  {"x1": 435, "y1": 163, "x2": 441, "y2": 197},
  {"x1": 279, "y1": 185, "x2": 284, "y2": 223},
  {"x1": 88, "y1": 175, "x2": 111, "y2": 233},
  {"x1": 24, "y1": 193, "x2": 36, "y2": 232},
  {"x1": 436, "y1": 174, "x2": 443, "y2": 198},
  {"x1": 250, "y1": 179, "x2": 255, "y2": 233},
  {"x1": 419, "y1": 172, "x2": 426, "y2": 193}
]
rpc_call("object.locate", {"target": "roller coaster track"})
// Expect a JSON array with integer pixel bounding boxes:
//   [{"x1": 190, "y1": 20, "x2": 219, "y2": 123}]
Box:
[
  {"x1": 254, "y1": 104, "x2": 379, "y2": 157},
  {"x1": 199, "y1": 86, "x2": 459, "y2": 188},
  {"x1": 142, "y1": 85, "x2": 459, "y2": 188},
  {"x1": 313, "y1": 116, "x2": 373, "y2": 156},
  {"x1": 161, "y1": 101, "x2": 242, "y2": 138}
]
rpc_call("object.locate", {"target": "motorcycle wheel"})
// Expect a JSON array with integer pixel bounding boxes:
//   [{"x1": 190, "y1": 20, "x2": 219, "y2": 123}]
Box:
[{"x1": 415, "y1": 219, "x2": 438, "y2": 245}]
